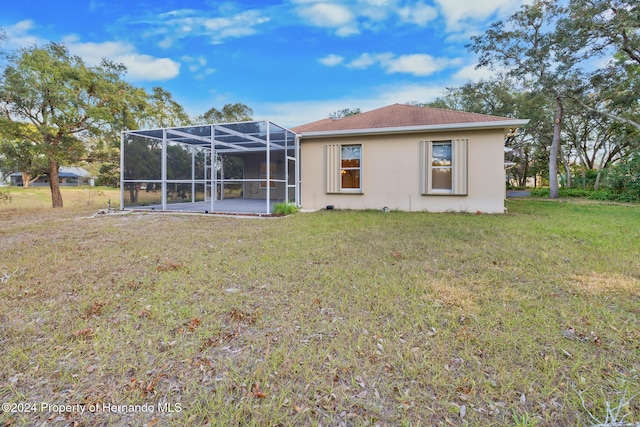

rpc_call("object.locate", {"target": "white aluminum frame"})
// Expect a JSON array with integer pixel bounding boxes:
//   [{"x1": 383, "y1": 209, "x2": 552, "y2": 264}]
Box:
[{"x1": 120, "y1": 120, "x2": 300, "y2": 215}]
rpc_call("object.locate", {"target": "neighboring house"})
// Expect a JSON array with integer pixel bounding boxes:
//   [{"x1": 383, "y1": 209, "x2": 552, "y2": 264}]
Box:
[
  {"x1": 9, "y1": 167, "x2": 94, "y2": 187},
  {"x1": 293, "y1": 104, "x2": 529, "y2": 213}
]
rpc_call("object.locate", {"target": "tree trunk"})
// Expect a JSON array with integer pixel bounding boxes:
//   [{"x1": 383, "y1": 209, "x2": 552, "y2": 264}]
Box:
[
  {"x1": 549, "y1": 97, "x2": 563, "y2": 199},
  {"x1": 49, "y1": 160, "x2": 64, "y2": 208},
  {"x1": 593, "y1": 151, "x2": 608, "y2": 191},
  {"x1": 594, "y1": 170, "x2": 603, "y2": 190},
  {"x1": 128, "y1": 185, "x2": 138, "y2": 204},
  {"x1": 21, "y1": 172, "x2": 32, "y2": 189}
]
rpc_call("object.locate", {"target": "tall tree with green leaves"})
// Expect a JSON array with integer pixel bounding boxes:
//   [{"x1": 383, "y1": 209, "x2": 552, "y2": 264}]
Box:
[
  {"x1": 0, "y1": 42, "x2": 146, "y2": 207},
  {"x1": 468, "y1": 0, "x2": 577, "y2": 198}
]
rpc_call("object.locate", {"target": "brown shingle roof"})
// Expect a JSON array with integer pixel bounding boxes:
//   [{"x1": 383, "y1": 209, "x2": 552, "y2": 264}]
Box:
[{"x1": 291, "y1": 103, "x2": 519, "y2": 134}]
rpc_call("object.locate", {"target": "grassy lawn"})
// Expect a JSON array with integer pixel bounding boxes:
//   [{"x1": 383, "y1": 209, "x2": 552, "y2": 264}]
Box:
[
  {"x1": 0, "y1": 186, "x2": 119, "y2": 211},
  {"x1": 0, "y1": 198, "x2": 638, "y2": 426}
]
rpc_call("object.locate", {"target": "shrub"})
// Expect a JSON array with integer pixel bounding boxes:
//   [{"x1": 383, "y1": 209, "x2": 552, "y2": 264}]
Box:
[
  {"x1": 529, "y1": 188, "x2": 550, "y2": 198},
  {"x1": 529, "y1": 187, "x2": 639, "y2": 203},
  {"x1": 273, "y1": 202, "x2": 299, "y2": 215},
  {"x1": 601, "y1": 154, "x2": 640, "y2": 201}
]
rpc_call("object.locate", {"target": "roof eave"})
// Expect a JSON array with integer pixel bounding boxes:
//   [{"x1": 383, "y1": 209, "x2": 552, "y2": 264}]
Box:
[{"x1": 297, "y1": 119, "x2": 530, "y2": 139}]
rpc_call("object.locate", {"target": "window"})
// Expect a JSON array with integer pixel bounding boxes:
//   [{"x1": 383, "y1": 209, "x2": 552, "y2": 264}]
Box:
[
  {"x1": 431, "y1": 142, "x2": 452, "y2": 191},
  {"x1": 421, "y1": 139, "x2": 468, "y2": 195},
  {"x1": 326, "y1": 144, "x2": 363, "y2": 193},
  {"x1": 341, "y1": 145, "x2": 361, "y2": 190}
]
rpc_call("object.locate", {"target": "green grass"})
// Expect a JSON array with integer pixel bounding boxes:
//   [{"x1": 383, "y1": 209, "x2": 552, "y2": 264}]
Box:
[{"x1": 0, "y1": 199, "x2": 639, "y2": 426}]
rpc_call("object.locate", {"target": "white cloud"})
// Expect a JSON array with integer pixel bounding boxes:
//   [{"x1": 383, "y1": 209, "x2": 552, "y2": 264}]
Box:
[
  {"x1": 347, "y1": 53, "x2": 387, "y2": 69},
  {"x1": 295, "y1": 3, "x2": 359, "y2": 36},
  {"x1": 158, "y1": 36, "x2": 174, "y2": 49},
  {"x1": 182, "y1": 55, "x2": 215, "y2": 80},
  {"x1": 383, "y1": 54, "x2": 459, "y2": 76},
  {"x1": 398, "y1": 2, "x2": 438, "y2": 27},
  {"x1": 434, "y1": 0, "x2": 524, "y2": 28},
  {"x1": 2, "y1": 20, "x2": 44, "y2": 49},
  {"x1": 63, "y1": 37, "x2": 180, "y2": 81},
  {"x1": 119, "y1": 55, "x2": 181, "y2": 81},
  {"x1": 356, "y1": 0, "x2": 393, "y2": 23},
  {"x1": 290, "y1": 0, "x2": 444, "y2": 36},
  {"x1": 298, "y1": 3, "x2": 354, "y2": 26},
  {"x1": 144, "y1": 8, "x2": 270, "y2": 45},
  {"x1": 203, "y1": 10, "x2": 270, "y2": 42},
  {"x1": 2, "y1": 21, "x2": 179, "y2": 82},
  {"x1": 319, "y1": 54, "x2": 345, "y2": 66},
  {"x1": 452, "y1": 63, "x2": 497, "y2": 82},
  {"x1": 344, "y1": 52, "x2": 459, "y2": 76}
]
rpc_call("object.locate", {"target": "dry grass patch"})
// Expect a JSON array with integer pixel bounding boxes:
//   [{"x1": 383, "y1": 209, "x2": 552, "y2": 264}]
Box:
[
  {"x1": 569, "y1": 272, "x2": 640, "y2": 296},
  {"x1": 423, "y1": 279, "x2": 478, "y2": 312}
]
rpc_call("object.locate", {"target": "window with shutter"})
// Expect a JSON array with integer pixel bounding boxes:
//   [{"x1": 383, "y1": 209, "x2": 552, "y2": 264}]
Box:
[
  {"x1": 421, "y1": 139, "x2": 468, "y2": 195},
  {"x1": 326, "y1": 144, "x2": 362, "y2": 193}
]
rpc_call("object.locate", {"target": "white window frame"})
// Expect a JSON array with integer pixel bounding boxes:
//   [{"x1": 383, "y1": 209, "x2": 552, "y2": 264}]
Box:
[
  {"x1": 430, "y1": 141, "x2": 453, "y2": 194},
  {"x1": 326, "y1": 143, "x2": 363, "y2": 194},
  {"x1": 421, "y1": 139, "x2": 468, "y2": 196},
  {"x1": 340, "y1": 144, "x2": 362, "y2": 192}
]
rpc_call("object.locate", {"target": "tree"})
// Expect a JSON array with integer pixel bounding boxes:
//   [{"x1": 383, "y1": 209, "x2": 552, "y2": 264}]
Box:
[
  {"x1": 139, "y1": 87, "x2": 191, "y2": 129},
  {"x1": 329, "y1": 108, "x2": 361, "y2": 120},
  {"x1": 468, "y1": 0, "x2": 576, "y2": 198},
  {"x1": 0, "y1": 129, "x2": 48, "y2": 188},
  {"x1": 0, "y1": 42, "x2": 145, "y2": 207},
  {"x1": 420, "y1": 77, "x2": 521, "y2": 118},
  {"x1": 93, "y1": 86, "x2": 191, "y2": 187},
  {"x1": 561, "y1": 0, "x2": 640, "y2": 130},
  {"x1": 198, "y1": 103, "x2": 253, "y2": 124}
]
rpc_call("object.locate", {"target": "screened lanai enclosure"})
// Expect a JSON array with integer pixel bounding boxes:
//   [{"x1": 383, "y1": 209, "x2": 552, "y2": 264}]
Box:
[{"x1": 120, "y1": 121, "x2": 300, "y2": 214}]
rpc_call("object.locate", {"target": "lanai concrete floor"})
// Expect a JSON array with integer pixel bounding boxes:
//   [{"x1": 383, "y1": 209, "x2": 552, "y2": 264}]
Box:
[{"x1": 128, "y1": 198, "x2": 280, "y2": 214}]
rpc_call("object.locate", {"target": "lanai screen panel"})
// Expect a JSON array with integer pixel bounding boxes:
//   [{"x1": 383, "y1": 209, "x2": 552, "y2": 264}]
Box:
[
  {"x1": 122, "y1": 133, "x2": 162, "y2": 208},
  {"x1": 120, "y1": 120, "x2": 299, "y2": 213}
]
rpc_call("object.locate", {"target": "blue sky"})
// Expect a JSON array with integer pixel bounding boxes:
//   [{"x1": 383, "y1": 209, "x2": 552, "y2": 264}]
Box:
[{"x1": 1, "y1": 0, "x2": 526, "y2": 128}]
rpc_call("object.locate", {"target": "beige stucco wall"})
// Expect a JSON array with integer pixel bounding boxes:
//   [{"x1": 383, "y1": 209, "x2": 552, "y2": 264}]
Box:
[{"x1": 300, "y1": 129, "x2": 507, "y2": 213}]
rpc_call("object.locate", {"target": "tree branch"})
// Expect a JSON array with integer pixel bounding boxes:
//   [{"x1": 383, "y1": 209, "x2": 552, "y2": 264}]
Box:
[{"x1": 569, "y1": 96, "x2": 640, "y2": 131}]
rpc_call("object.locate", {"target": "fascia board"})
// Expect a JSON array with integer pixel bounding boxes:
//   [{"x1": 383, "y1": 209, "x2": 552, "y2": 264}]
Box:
[{"x1": 297, "y1": 119, "x2": 530, "y2": 139}]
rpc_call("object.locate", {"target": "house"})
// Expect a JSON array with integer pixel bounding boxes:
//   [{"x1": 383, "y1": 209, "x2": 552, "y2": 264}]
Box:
[
  {"x1": 9, "y1": 167, "x2": 94, "y2": 187},
  {"x1": 292, "y1": 104, "x2": 529, "y2": 213},
  {"x1": 119, "y1": 104, "x2": 528, "y2": 214}
]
